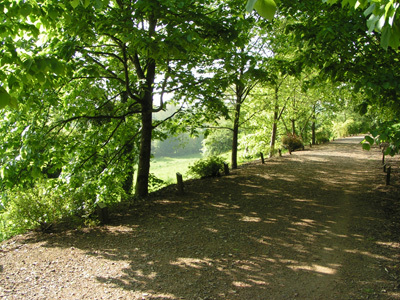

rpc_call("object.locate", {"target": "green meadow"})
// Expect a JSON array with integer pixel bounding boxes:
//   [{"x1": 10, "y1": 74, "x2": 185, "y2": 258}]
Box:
[
  {"x1": 150, "y1": 153, "x2": 203, "y2": 183},
  {"x1": 150, "y1": 151, "x2": 257, "y2": 184}
]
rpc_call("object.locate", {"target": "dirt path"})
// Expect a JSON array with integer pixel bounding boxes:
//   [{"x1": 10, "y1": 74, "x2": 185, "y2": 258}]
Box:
[{"x1": 1, "y1": 136, "x2": 399, "y2": 299}]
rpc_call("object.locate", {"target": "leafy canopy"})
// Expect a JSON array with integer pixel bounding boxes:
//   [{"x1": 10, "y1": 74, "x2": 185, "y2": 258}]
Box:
[{"x1": 247, "y1": 0, "x2": 400, "y2": 49}]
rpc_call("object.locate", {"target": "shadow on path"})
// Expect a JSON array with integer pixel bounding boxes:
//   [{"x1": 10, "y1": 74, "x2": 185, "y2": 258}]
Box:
[{"x1": 1, "y1": 137, "x2": 399, "y2": 299}]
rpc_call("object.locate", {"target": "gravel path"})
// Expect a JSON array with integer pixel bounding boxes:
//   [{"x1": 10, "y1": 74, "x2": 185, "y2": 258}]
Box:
[{"x1": 1, "y1": 136, "x2": 399, "y2": 299}]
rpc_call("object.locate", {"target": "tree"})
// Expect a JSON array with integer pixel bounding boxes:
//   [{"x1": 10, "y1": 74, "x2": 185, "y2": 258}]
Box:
[
  {"x1": 0, "y1": 0, "x2": 241, "y2": 200},
  {"x1": 221, "y1": 27, "x2": 268, "y2": 168}
]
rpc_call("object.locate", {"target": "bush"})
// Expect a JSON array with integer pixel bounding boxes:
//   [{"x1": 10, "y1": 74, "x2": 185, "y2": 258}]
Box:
[
  {"x1": 148, "y1": 173, "x2": 167, "y2": 192},
  {"x1": 1, "y1": 184, "x2": 68, "y2": 236},
  {"x1": 316, "y1": 130, "x2": 331, "y2": 144},
  {"x1": 187, "y1": 156, "x2": 225, "y2": 178},
  {"x1": 281, "y1": 134, "x2": 304, "y2": 153}
]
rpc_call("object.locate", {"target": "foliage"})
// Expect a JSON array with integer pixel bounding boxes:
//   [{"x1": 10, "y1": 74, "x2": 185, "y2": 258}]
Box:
[
  {"x1": 0, "y1": 182, "x2": 68, "y2": 237},
  {"x1": 362, "y1": 120, "x2": 400, "y2": 156},
  {"x1": 281, "y1": 133, "x2": 304, "y2": 152},
  {"x1": 332, "y1": 118, "x2": 365, "y2": 138},
  {"x1": 0, "y1": 0, "x2": 244, "y2": 200},
  {"x1": 1, "y1": 0, "x2": 398, "y2": 241},
  {"x1": 323, "y1": 0, "x2": 400, "y2": 49},
  {"x1": 148, "y1": 173, "x2": 167, "y2": 193},
  {"x1": 316, "y1": 129, "x2": 331, "y2": 144},
  {"x1": 202, "y1": 130, "x2": 233, "y2": 156},
  {"x1": 249, "y1": 0, "x2": 400, "y2": 49},
  {"x1": 152, "y1": 134, "x2": 203, "y2": 157},
  {"x1": 187, "y1": 156, "x2": 226, "y2": 178},
  {"x1": 239, "y1": 132, "x2": 270, "y2": 158},
  {"x1": 246, "y1": 0, "x2": 277, "y2": 20},
  {"x1": 0, "y1": 175, "x2": 127, "y2": 240}
]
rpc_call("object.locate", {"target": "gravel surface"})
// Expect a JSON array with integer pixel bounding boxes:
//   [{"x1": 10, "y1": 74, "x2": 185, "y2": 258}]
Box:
[{"x1": 1, "y1": 136, "x2": 399, "y2": 299}]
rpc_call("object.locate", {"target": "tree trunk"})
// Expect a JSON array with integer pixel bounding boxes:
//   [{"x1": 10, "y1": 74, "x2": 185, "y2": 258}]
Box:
[
  {"x1": 269, "y1": 87, "x2": 279, "y2": 158},
  {"x1": 311, "y1": 104, "x2": 316, "y2": 145},
  {"x1": 135, "y1": 97, "x2": 153, "y2": 198},
  {"x1": 231, "y1": 98, "x2": 241, "y2": 169},
  {"x1": 135, "y1": 55, "x2": 156, "y2": 198},
  {"x1": 291, "y1": 119, "x2": 296, "y2": 135}
]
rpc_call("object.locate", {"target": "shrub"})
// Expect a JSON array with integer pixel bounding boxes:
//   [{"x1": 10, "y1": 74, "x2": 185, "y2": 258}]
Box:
[
  {"x1": 188, "y1": 156, "x2": 225, "y2": 178},
  {"x1": 2, "y1": 184, "x2": 68, "y2": 235},
  {"x1": 148, "y1": 173, "x2": 167, "y2": 192},
  {"x1": 316, "y1": 131, "x2": 330, "y2": 144},
  {"x1": 281, "y1": 134, "x2": 304, "y2": 153}
]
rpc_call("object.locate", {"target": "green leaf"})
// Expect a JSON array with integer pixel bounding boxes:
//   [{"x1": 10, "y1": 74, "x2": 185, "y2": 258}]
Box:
[
  {"x1": 94, "y1": 0, "x2": 103, "y2": 9},
  {"x1": 70, "y1": 0, "x2": 80, "y2": 9},
  {"x1": 363, "y1": 3, "x2": 375, "y2": 17},
  {"x1": 362, "y1": 143, "x2": 371, "y2": 151},
  {"x1": 0, "y1": 87, "x2": 12, "y2": 109},
  {"x1": 381, "y1": 25, "x2": 391, "y2": 49},
  {"x1": 84, "y1": 0, "x2": 91, "y2": 8},
  {"x1": 246, "y1": 0, "x2": 258, "y2": 13},
  {"x1": 367, "y1": 14, "x2": 379, "y2": 33},
  {"x1": 246, "y1": 0, "x2": 277, "y2": 20},
  {"x1": 254, "y1": 0, "x2": 277, "y2": 20},
  {"x1": 19, "y1": 2, "x2": 33, "y2": 17},
  {"x1": 364, "y1": 135, "x2": 374, "y2": 145}
]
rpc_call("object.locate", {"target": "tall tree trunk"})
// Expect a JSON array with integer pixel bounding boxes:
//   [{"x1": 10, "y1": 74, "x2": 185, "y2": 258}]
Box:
[
  {"x1": 135, "y1": 95, "x2": 153, "y2": 198},
  {"x1": 312, "y1": 104, "x2": 316, "y2": 145},
  {"x1": 135, "y1": 56, "x2": 156, "y2": 198},
  {"x1": 269, "y1": 87, "x2": 279, "y2": 158},
  {"x1": 134, "y1": 15, "x2": 157, "y2": 199},
  {"x1": 231, "y1": 97, "x2": 241, "y2": 169}
]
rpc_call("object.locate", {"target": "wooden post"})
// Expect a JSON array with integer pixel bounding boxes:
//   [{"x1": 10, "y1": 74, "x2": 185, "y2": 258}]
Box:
[
  {"x1": 278, "y1": 149, "x2": 282, "y2": 157},
  {"x1": 386, "y1": 166, "x2": 391, "y2": 185},
  {"x1": 260, "y1": 152, "x2": 265, "y2": 164},
  {"x1": 176, "y1": 172, "x2": 184, "y2": 194},
  {"x1": 96, "y1": 202, "x2": 109, "y2": 225},
  {"x1": 223, "y1": 163, "x2": 230, "y2": 175}
]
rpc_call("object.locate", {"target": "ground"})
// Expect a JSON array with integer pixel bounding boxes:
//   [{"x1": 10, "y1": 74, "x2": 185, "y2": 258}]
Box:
[{"x1": 1, "y1": 136, "x2": 399, "y2": 300}]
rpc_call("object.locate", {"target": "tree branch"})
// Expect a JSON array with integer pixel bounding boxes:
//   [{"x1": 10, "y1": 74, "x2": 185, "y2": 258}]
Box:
[
  {"x1": 76, "y1": 118, "x2": 125, "y2": 171},
  {"x1": 152, "y1": 65, "x2": 171, "y2": 113},
  {"x1": 85, "y1": 53, "x2": 125, "y2": 85},
  {"x1": 152, "y1": 105, "x2": 183, "y2": 129}
]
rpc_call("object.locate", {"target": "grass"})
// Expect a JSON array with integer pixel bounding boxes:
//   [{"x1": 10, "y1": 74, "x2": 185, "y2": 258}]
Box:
[
  {"x1": 150, "y1": 153, "x2": 203, "y2": 183},
  {"x1": 150, "y1": 150, "x2": 259, "y2": 184}
]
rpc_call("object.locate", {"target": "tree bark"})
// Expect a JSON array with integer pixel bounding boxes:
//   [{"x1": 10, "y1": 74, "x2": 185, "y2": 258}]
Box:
[
  {"x1": 231, "y1": 96, "x2": 241, "y2": 169},
  {"x1": 134, "y1": 15, "x2": 157, "y2": 199},
  {"x1": 134, "y1": 57, "x2": 156, "y2": 199},
  {"x1": 269, "y1": 87, "x2": 279, "y2": 158},
  {"x1": 135, "y1": 92, "x2": 153, "y2": 198},
  {"x1": 291, "y1": 119, "x2": 296, "y2": 135},
  {"x1": 311, "y1": 104, "x2": 316, "y2": 145}
]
